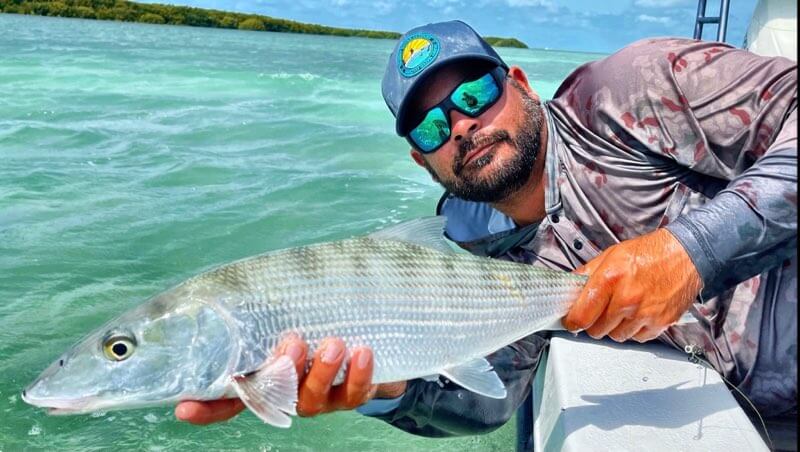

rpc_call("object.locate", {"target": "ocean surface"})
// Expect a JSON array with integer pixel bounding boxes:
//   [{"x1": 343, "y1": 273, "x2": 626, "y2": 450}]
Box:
[{"x1": 0, "y1": 14, "x2": 601, "y2": 450}]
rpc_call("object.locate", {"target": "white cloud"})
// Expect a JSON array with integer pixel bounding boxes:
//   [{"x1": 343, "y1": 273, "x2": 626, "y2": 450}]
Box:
[
  {"x1": 634, "y1": 0, "x2": 692, "y2": 7},
  {"x1": 505, "y1": 0, "x2": 556, "y2": 8},
  {"x1": 636, "y1": 14, "x2": 674, "y2": 25},
  {"x1": 500, "y1": 0, "x2": 561, "y2": 15},
  {"x1": 373, "y1": 1, "x2": 396, "y2": 14}
]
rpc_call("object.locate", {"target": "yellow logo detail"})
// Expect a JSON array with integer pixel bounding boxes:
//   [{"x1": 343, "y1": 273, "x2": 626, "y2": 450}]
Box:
[{"x1": 402, "y1": 38, "x2": 432, "y2": 66}]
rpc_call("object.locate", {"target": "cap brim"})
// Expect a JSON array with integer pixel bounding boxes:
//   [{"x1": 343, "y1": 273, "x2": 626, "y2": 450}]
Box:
[{"x1": 395, "y1": 54, "x2": 507, "y2": 137}]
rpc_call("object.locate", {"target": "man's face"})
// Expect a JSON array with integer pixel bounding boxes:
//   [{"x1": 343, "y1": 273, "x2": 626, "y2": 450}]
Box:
[{"x1": 407, "y1": 65, "x2": 544, "y2": 204}]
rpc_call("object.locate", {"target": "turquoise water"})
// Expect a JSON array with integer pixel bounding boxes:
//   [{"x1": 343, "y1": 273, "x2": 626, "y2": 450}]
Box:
[{"x1": 0, "y1": 14, "x2": 600, "y2": 450}]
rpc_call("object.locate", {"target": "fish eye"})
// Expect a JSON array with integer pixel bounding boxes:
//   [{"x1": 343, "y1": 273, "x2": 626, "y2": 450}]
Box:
[{"x1": 103, "y1": 335, "x2": 136, "y2": 361}]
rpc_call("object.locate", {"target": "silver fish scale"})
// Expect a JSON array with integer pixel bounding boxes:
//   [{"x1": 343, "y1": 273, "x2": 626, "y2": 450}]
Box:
[{"x1": 192, "y1": 237, "x2": 584, "y2": 383}]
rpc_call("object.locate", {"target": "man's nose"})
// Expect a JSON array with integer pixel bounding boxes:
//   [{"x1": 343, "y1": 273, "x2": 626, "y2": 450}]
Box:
[{"x1": 449, "y1": 110, "x2": 479, "y2": 143}]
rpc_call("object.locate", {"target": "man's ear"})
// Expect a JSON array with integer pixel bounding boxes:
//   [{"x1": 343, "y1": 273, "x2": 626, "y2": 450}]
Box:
[
  {"x1": 410, "y1": 149, "x2": 426, "y2": 168},
  {"x1": 508, "y1": 66, "x2": 533, "y2": 94}
]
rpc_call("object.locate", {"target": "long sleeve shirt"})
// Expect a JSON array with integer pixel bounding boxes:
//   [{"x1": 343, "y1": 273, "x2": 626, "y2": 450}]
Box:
[
  {"x1": 546, "y1": 38, "x2": 796, "y2": 417},
  {"x1": 365, "y1": 37, "x2": 797, "y2": 435}
]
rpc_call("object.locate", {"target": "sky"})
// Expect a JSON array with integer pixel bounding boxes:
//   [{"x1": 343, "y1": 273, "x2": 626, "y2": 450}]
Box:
[{"x1": 140, "y1": 0, "x2": 760, "y2": 54}]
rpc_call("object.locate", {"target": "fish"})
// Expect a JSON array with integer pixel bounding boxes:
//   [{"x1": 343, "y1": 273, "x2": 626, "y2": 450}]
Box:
[{"x1": 22, "y1": 216, "x2": 586, "y2": 427}]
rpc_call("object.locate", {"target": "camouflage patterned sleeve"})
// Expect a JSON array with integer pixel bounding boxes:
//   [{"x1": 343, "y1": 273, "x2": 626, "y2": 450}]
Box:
[
  {"x1": 368, "y1": 333, "x2": 547, "y2": 437},
  {"x1": 665, "y1": 107, "x2": 797, "y2": 297},
  {"x1": 552, "y1": 38, "x2": 797, "y2": 297}
]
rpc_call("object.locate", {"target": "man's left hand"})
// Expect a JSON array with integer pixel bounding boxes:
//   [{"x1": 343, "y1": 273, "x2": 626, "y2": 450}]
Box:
[{"x1": 562, "y1": 228, "x2": 703, "y2": 342}]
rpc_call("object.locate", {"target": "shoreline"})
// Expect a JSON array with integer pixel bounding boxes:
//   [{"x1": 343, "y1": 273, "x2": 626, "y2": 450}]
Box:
[{"x1": 0, "y1": 0, "x2": 528, "y2": 48}]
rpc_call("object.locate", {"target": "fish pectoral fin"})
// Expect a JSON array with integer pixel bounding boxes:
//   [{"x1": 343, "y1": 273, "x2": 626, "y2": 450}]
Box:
[
  {"x1": 231, "y1": 355, "x2": 298, "y2": 428},
  {"x1": 367, "y1": 216, "x2": 454, "y2": 255},
  {"x1": 440, "y1": 358, "x2": 507, "y2": 399}
]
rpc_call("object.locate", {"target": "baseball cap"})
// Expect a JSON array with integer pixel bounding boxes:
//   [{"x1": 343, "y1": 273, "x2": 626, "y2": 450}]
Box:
[{"x1": 382, "y1": 20, "x2": 508, "y2": 137}]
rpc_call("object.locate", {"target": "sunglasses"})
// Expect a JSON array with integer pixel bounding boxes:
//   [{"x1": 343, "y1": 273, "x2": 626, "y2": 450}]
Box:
[{"x1": 406, "y1": 67, "x2": 506, "y2": 154}]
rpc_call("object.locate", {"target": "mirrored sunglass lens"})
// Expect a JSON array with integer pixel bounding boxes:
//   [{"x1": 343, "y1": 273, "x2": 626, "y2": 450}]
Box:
[
  {"x1": 451, "y1": 73, "x2": 500, "y2": 116},
  {"x1": 409, "y1": 108, "x2": 450, "y2": 153}
]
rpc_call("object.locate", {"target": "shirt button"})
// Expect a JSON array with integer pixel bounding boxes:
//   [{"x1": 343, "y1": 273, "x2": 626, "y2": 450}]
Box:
[
  {"x1": 573, "y1": 239, "x2": 583, "y2": 250},
  {"x1": 551, "y1": 214, "x2": 560, "y2": 223}
]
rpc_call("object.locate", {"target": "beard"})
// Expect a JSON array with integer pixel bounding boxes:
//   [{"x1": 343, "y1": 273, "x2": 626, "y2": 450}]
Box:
[{"x1": 423, "y1": 84, "x2": 544, "y2": 204}]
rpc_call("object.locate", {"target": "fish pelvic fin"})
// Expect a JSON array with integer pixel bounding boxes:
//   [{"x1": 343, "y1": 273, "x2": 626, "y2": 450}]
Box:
[
  {"x1": 231, "y1": 355, "x2": 298, "y2": 428},
  {"x1": 367, "y1": 216, "x2": 454, "y2": 255},
  {"x1": 440, "y1": 358, "x2": 507, "y2": 399}
]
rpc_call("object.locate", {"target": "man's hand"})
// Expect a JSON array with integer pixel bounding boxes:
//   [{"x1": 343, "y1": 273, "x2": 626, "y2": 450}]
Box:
[
  {"x1": 175, "y1": 337, "x2": 406, "y2": 425},
  {"x1": 562, "y1": 228, "x2": 703, "y2": 343}
]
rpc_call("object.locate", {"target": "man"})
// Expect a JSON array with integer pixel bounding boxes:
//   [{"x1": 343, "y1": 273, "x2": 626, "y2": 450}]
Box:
[{"x1": 177, "y1": 21, "x2": 797, "y2": 437}]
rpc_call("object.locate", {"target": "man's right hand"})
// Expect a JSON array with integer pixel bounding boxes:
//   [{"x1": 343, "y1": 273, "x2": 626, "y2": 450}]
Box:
[{"x1": 175, "y1": 337, "x2": 406, "y2": 425}]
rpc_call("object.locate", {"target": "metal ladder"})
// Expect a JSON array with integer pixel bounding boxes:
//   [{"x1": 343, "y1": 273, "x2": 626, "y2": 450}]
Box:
[{"x1": 693, "y1": 0, "x2": 732, "y2": 41}]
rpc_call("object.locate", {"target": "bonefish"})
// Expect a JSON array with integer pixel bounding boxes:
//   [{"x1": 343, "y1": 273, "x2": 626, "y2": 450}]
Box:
[{"x1": 23, "y1": 217, "x2": 585, "y2": 427}]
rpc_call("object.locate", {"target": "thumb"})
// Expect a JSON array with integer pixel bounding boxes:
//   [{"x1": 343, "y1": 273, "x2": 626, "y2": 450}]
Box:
[
  {"x1": 574, "y1": 263, "x2": 588, "y2": 275},
  {"x1": 573, "y1": 252, "x2": 606, "y2": 277},
  {"x1": 563, "y1": 252, "x2": 612, "y2": 332},
  {"x1": 175, "y1": 399, "x2": 245, "y2": 425}
]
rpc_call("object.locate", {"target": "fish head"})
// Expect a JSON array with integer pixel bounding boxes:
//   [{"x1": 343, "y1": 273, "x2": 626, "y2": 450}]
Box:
[{"x1": 23, "y1": 290, "x2": 233, "y2": 415}]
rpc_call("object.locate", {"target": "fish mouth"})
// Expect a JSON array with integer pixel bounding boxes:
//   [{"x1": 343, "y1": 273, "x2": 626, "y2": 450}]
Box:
[
  {"x1": 22, "y1": 389, "x2": 98, "y2": 415},
  {"x1": 23, "y1": 386, "x2": 179, "y2": 415},
  {"x1": 47, "y1": 407, "x2": 86, "y2": 415}
]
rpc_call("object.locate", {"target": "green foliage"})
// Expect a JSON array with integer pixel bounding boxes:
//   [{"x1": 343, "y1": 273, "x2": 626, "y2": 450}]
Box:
[
  {"x1": 69, "y1": 5, "x2": 94, "y2": 17},
  {"x1": 46, "y1": 1, "x2": 66, "y2": 15},
  {"x1": 237, "y1": 16, "x2": 264, "y2": 31},
  {"x1": 94, "y1": 7, "x2": 113, "y2": 19},
  {"x1": 485, "y1": 37, "x2": 528, "y2": 49},
  {"x1": 168, "y1": 13, "x2": 184, "y2": 25},
  {"x1": 0, "y1": 0, "x2": 527, "y2": 48},
  {"x1": 109, "y1": 5, "x2": 134, "y2": 20},
  {"x1": 138, "y1": 11, "x2": 163, "y2": 23},
  {"x1": 219, "y1": 14, "x2": 236, "y2": 28}
]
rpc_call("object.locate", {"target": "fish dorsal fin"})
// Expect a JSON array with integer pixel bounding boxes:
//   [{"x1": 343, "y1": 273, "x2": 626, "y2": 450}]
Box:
[
  {"x1": 440, "y1": 358, "x2": 507, "y2": 399},
  {"x1": 367, "y1": 216, "x2": 454, "y2": 254},
  {"x1": 231, "y1": 355, "x2": 298, "y2": 428}
]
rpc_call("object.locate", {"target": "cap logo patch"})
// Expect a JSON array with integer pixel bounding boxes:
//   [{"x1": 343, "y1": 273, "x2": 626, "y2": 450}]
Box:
[{"x1": 397, "y1": 32, "x2": 440, "y2": 78}]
